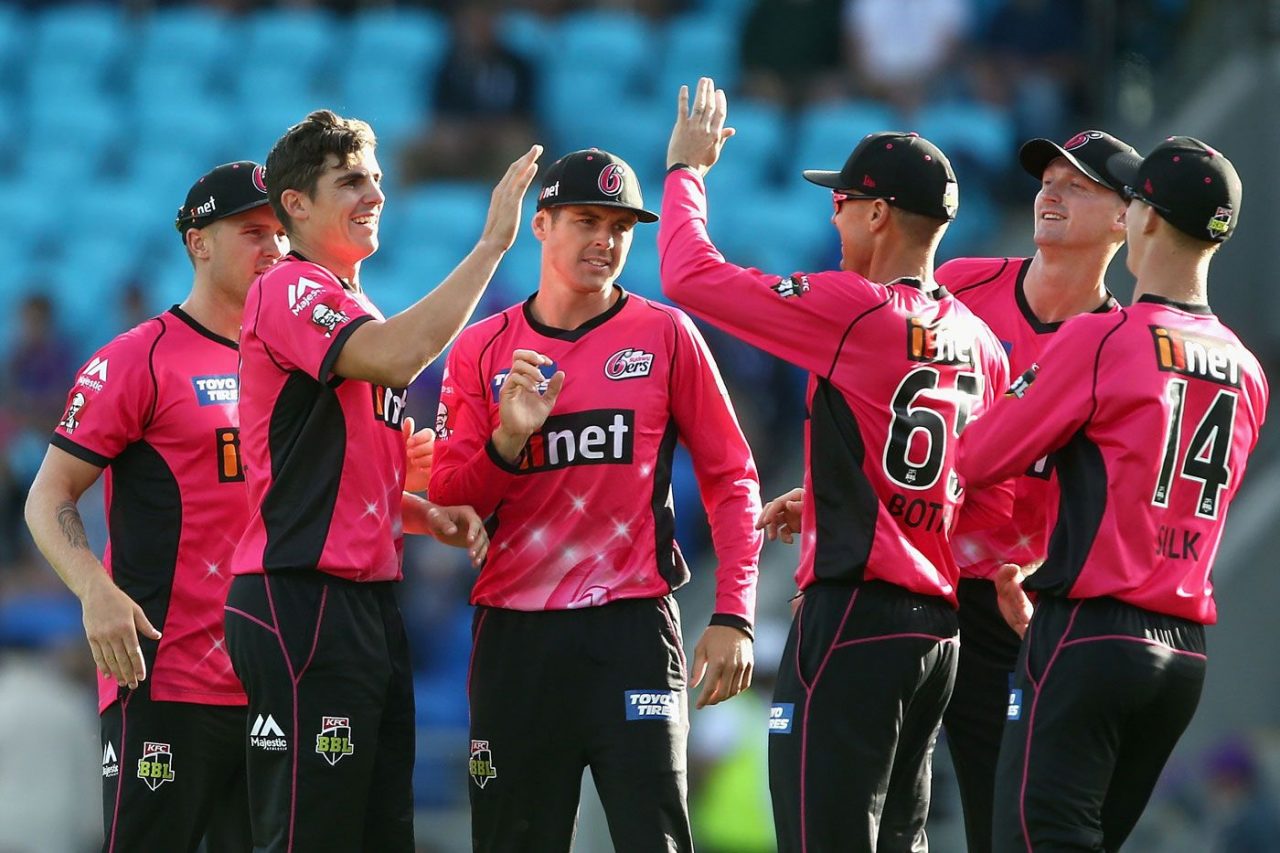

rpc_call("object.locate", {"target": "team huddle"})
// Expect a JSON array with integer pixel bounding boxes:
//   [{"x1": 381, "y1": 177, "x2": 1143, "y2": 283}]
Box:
[{"x1": 24, "y1": 76, "x2": 1266, "y2": 852}]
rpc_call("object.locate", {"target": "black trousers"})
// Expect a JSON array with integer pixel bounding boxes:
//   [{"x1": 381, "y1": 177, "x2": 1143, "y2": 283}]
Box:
[
  {"x1": 768, "y1": 580, "x2": 959, "y2": 853},
  {"x1": 944, "y1": 577, "x2": 1024, "y2": 853},
  {"x1": 992, "y1": 595, "x2": 1206, "y2": 852},
  {"x1": 100, "y1": 691, "x2": 249, "y2": 853},
  {"x1": 468, "y1": 596, "x2": 693, "y2": 853},
  {"x1": 225, "y1": 572, "x2": 416, "y2": 853}
]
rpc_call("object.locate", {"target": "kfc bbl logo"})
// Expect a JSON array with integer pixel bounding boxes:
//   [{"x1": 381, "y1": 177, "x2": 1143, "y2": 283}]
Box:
[
  {"x1": 315, "y1": 716, "x2": 354, "y2": 766},
  {"x1": 598, "y1": 164, "x2": 625, "y2": 197},
  {"x1": 60, "y1": 392, "x2": 86, "y2": 434},
  {"x1": 311, "y1": 303, "x2": 349, "y2": 337},
  {"x1": 470, "y1": 740, "x2": 498, "y2": 788},
  {"x1": 136, "y1": 742, "x2": 175, "y2": 790}
]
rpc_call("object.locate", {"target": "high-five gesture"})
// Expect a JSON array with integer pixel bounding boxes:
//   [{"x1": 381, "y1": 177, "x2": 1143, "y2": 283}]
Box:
[
  {"x1": 481, "y1": 144, "x2": 543, "y2": 251},
  {"x1": 492, "y1": 349, "x2": 565, "y2": 462},
  {"x1": 667, "y1": 77, "x2": 735, "y2": 176}
]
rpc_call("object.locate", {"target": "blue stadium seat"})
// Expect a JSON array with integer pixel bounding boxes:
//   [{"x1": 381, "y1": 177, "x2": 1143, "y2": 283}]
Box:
[
  {"x1": 498, "y1": 9, "x2": 551, "y2": 65},
  {"x1": 0, "y1": 6, "x2": 28, "y2": 84},
  {"x1": 136, "y1": 6, "x2": 234, "y2": 69},
  {"x1": 793, "y1": 100, "x2": 902, "y2": 175},
  {"x1": 911, "y1": 100, "x2": 1014, "y2": 174},
  {"x1": 713, "y1": 185, "x2": 833, "y2": 275},
  {"x1": 396, "y1": 182, "x2": 492, "y2": 256},
  {"x1": 32, "y1": 4, "x2": 124, "y2": 70},
  {"x1": 337, "y1": 68, "x2": 428, "y2": 154},
  {"x1": 350, "y1": 8, "x2": 449, "y2": 80},
  {"x1": 242, "y1": 8, "x2": 336, "y2": 72},
  {"x1": 553, "y1": 12, "x2": 653, "y2": 87},
  {"x1": 655, "y1": 13, "x2": 741, "y2": 98},
  {"x1": 715, "y1": 98, "x2": 788, "y2": 184},
  {"x1": 548, "y1": 96, "x2": 671, "y2": 181}
]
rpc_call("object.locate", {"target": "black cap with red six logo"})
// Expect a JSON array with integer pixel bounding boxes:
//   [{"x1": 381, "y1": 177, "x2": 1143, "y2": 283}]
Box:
[
  {"x1": 802, "y1": 131, "x2": 959, "y2": 221},
  {"x1": 536, "y1": 149, "x2": 659, "y2": 223},
  {"x1": 1018, "y1": 130, "x2": 1142, "y2": 194},
  {"x1": 1110, "y1": 136, "x2": 1242, "y2": 244},
  {"x1": 175, "y1": 161, "x2": 271, "y2": 239}
]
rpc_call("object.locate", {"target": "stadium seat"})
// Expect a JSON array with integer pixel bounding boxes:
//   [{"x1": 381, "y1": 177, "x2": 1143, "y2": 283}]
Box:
[
  {"x1": 655, "y1": 13, "x2": 742, "y2": 98},
  {"x1": 32, "y1": 4, "x2": 124, "y2": 70},
  {"x1": 911, "y1": 100, "x2": 1014, "y2": 174},
  {"x1": 497, "y1": 9, "x2": 551, "y2": 65},
  {"x1": 793, "y1": 100, "x2": 902, "y2": 175},
  {"x1": 552, "y1": 12, "x2": 653, "y2": 88},
  {"x1": 135, "y1": 6, "x2": 234, "y2": 69},
  {"x1": 350, "y1": 8, "x2": 449, "y2": 81},
  {"x1": 242, "y1": 8, "x2": 336, "y2": 73}
]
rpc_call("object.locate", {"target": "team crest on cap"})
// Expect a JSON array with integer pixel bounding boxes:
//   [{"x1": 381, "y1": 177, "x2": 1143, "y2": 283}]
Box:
[
  {"x1": 1208, "y1": 206, "x2": 1232, "y2": 239},
  {"x1": 252, "y1": 165, "x2": 267, "y2": 194},
  {"x1": 598, "y1": 164, "x2": 625, "y2": 197},
  {"x1": 1064, "y1": 131, "x2": 1105, "y2": 150}
]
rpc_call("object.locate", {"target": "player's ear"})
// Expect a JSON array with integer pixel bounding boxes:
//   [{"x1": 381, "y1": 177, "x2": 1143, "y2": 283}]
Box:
[
  {"x1": 280, "y1": 188, "x2": 309, "y2": 224},
  {"x1": 531, "y1": 208, "x2": 551, "y2": 242},
  {"x1": 186, "y1": 226, "x2": 211, "y2": 261},
  {"x1": 867, "y1": 199, "x2": 891, "y2": 234}
]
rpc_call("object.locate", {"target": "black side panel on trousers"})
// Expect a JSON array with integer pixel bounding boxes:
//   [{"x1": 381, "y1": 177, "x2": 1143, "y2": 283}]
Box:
[
  {"x1": 468, "y1": 597, "x2": 693, "y2": 853},
  {"x1": 992, "y1": 596, "x2": 1206, "y2": 853},
  {"x1": 769, "y1": 581, "x2": 959, "y2": 853},
  {"x1": 943, "y1": 577, "x2": 1023, "y2": 853},
  {"x1": 809, "y1": 378, "x2": 879, "y2": 583},
  {"x1": 101, "y1": 691, "x2": 249, "y2": 853},
  {"x1": 224, "y1": 572, "x2": 415, "y2": 853}
]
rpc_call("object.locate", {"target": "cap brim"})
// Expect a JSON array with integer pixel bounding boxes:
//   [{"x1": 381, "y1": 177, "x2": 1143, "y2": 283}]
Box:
[
  {"x1": 1018, "y1": 139, "x2": 1110, "y2": 189},
  {"x1": 802, "y1": 169, "x2": 844, "y2": 189},
  {"x1": 538, "y1": 198, "x2": 659, "y2": 223}
]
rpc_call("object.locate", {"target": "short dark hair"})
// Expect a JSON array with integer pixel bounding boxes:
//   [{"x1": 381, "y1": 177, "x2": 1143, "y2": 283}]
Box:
[{"x1": 266, "y1": 109, "x2": 376, "y2": 232}]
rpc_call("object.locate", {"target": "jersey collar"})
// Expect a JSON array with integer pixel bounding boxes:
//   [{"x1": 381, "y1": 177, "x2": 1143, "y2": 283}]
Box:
[
  {"x1": 1137, "y1": 293, "x2": 1213, "y2": 315},
  {"x1": 287, "y1": 250, "x2": 357, "y2": 292},
  {"x1": 1016, "y1": 258, "x2": 1119, "y2": 333},
  {"x1": 168, "y1": 305, "x2": 238, "y2": 350},
  {"x1": 523, "y1": 286, "x2": 629, "y2": 341}
]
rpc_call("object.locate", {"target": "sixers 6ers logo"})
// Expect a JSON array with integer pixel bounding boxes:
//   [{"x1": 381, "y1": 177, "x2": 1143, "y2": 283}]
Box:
[
  {"x1": 1064, "y1": 131, "x2": 1105, "y2": 150},
  {"x1": 252, "y1": 165, "x2": 267, "y2": 194},
  {"x1": 598, "y1": 164, "x2": 625, "y2": 197},
  {"x1": 604, "y1": 348, "x2": 654, "y2": 380}
]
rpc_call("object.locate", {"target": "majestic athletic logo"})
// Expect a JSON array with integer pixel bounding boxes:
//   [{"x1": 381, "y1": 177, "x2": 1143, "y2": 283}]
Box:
[
  {"x1": 598, "y1": 163, "x2": 625, "y2": 197},
  {"x1": 252, "y1": 165, "x2": 267, "y2": 194},
  {"x1": 769, "y1": 703, "x2": 794, "y2": 734},
  {"x1": 136, "y1": 742, "x2": 175, "y2": 790},
  {"x1": 192, "y1": 374, "x2": 238, "y2": 405},
  {"x1": 491, "y1": 361, "x2": 559, "y2": 402},
  {"x1": 309, "y1": 303, "x2": 348, "y2": 337},
  {"x1": 315, "y1": 716, "x2": 354, "y2": 766},
  {"x1": 60, "y1": 392, "x2": 86, "y2": 434},
  {"x1": 1207, "y1": 205, "x2": 1232, "y2": 239},
  {"x1": 250, "y1": 714, "x2": 287, "y2": 751},
  {"x1": 1150, "y1": 325, "x2": 1241, "y2": 388},
  {"x1": 771, "y1": 274, "x2": 810, "y2": 299},
  {"x1": 604, "y1": 348, "x2": 654, "y2": 380},
  {"x1": 1064, "y1": 130, "x2": 1105, "y2": 150},
  {"x1": 624, "y1": 691, "x2": 679, "y2": 721},
  {"x1": 288, "y1": 279, "x2": 324, "y2": 315},
  {"x1": 516, "y1": 410, "x2": 633, "y2": 473},
  {"x1": 470, "y1": 740, "x2": 498, "y2": 788},
  {"x1": 77, "y1": 357, "x2": 108, "y2": 391},
  {"x1": 906, "y1": 316, "x2": 975, "y2": 366},
  {"x1": 102, "y1": 741, "x2": 119, "y2": 778}
]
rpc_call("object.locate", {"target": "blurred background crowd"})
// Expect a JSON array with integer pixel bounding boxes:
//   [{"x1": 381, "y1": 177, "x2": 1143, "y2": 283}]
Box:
[{"x1": 0, "y1": 0, "x2": 1278, "y2": 850}]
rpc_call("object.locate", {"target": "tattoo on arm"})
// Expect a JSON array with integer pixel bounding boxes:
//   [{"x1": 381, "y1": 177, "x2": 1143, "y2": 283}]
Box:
[{"x1": 56, "y1": 501, "x2": 90, "y2": 550}]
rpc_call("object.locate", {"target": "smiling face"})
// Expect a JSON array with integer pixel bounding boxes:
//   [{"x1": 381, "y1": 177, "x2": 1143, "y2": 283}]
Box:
[
  {"x1": 1033, "y1": 157, "x2": 1127, "y2": 251},
  {"x1": 201, "y1": 205, "x2": 288, "y2": 300},
  {"x1": 533, "y1": 204, "x2": 638, "y2": 295},
  {"x1": 282, "y1": 146, "x2": 384, "y2": 277}
]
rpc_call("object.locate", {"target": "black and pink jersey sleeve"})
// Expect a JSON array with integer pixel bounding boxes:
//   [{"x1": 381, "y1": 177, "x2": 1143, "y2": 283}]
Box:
[
  {"x1": 233, "y1": 257, "x2": 408, "y2": 583},
  {"x1": 959, "y1": 297, "x2": 1268, "y2": 623},
  {"x1": 430, "y1": 292, "x2": 762, "y2": 625},
  {"x1": 660, "y1": 167, "x2": 1010, "y2": 605},
  {"x1": 52, "y1": 310, "x2": 249, "y2": 712}
]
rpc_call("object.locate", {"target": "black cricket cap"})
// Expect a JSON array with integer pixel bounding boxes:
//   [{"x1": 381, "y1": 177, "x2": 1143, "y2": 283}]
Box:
[
  {"x1": 536, "y1": 149, "x2": 658, "y2": 223},
  {"x1": 1112, "y1": 136, "x2": 1242, "y2": 244},
  {"x1": 1019, "y1": 130, "x2": 1142, "y2": 194},
  {"x1": 802, "y1": 131, "x2": 958, "y2": 221},
  {"x1": 175, "y1": 161, "x2": 271, "y2": 238}
]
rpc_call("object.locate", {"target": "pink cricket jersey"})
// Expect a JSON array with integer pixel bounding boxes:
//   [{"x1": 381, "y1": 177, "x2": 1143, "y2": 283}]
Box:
[
  {"x1": 52, "y1": 308, "x2": 248, "y2": 712},
  {"x1": 960, "y1": 295, "x2": 1268, "y2": 623}
]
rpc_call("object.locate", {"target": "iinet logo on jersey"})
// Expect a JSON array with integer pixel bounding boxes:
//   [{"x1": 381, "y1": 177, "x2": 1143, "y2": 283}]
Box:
[
  {"x1": 250, "y1": 714, "x2": 288, "y2": 751},
  {"x1": 516, "y1": 409, "x2": 634, "y2": 473},
  {"x1": 288, "y1": 279, "x2": 324, "y2": 316},
  {"x1": 1151, "y1": 326, "x2": 1242, "y2": 388},
  {"x1": 906, "y1": 316, "x2": 974, "y2": 366}
]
